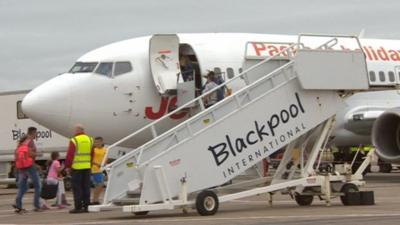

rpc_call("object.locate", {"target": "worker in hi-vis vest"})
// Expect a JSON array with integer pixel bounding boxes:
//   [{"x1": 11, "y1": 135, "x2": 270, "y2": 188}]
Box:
[{"x1": 65, "y1": 125, "x2": 93, "y2": 214}]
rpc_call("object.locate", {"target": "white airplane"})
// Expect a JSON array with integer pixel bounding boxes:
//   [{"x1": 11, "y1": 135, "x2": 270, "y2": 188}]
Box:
[{"x1": 21, "y1": 33, "x2": 400, "y2": 163}]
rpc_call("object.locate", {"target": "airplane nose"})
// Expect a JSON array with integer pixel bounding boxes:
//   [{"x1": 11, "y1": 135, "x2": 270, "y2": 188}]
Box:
[{"x1": 22, "y1": 75, "x2": 73, "y2": 136}]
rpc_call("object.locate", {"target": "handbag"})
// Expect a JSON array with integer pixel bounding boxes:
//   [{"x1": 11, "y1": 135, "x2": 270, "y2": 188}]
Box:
[{"x1": 40, "y1": 181, "x2": 58, "y2": 200}]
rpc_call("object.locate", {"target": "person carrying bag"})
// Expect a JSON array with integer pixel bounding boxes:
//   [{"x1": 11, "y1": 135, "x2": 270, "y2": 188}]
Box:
[{"x1": 14, "y1": 127, "x2": 43, "y2": 213}]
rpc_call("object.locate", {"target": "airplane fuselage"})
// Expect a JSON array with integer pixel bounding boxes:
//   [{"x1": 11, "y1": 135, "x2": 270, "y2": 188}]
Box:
[{"x1": 22, "y1": 33, "x2": 400, "y2": 150}]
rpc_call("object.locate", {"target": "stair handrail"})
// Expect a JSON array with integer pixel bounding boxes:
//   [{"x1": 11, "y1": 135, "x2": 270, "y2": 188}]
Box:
[
  {"x1": 136, "y1": 60, "x2": 297, "y2": 168},
  {"x1": 297, "y1": 33, "x2": 364, "y2": 52},
  {"x1": 101, "y1": 42, "x2": 302, "y2": 170}
]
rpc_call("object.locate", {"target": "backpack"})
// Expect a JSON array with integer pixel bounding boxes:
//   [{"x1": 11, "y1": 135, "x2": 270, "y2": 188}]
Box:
[{"x1": 15, "y1": 143, "x2": 33, "y2": 169}]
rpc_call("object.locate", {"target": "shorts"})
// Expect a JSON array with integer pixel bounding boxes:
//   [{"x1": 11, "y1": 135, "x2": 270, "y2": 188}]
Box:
[{"x1": 91, "y1": 173, "x2": 104, "y2": 186}]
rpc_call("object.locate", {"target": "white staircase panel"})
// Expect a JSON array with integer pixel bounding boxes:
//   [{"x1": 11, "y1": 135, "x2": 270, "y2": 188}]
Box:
[
  {"x1": 295, "y1": 49, "x2": 369, "y2": 90},
  {"x1": 104, "y1": 164, "x2": 141, "y2": 202},
  {"x1": 139, "y1": 78, "x2": 345, "y2": 204}
]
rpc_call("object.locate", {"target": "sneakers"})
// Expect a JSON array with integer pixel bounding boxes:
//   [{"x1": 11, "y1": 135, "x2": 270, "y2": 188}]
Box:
[
  {"x1": 12, "y1": 205, "x2": 27, "y2": 214},
  {"x1": 13, "y1": 204, "x2": 45, "y2": 213},
  {"x1": 14, "y1": 208, "x2": 27, "y2": 214},
  {"x1": 57, "y1": 205, "x2": 66, "y2": 209}
]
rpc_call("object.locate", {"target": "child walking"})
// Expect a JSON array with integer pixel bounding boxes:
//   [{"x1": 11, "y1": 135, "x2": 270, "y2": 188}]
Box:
[
  {"x1": 91, "y1": 137, "x2": 107, "y2": 205},
  {"x1": 47, "y1": 152, "x2": 69, "y2": 208}
]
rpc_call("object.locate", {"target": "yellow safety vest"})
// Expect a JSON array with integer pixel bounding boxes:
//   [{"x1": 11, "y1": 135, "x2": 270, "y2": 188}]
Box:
[
  {"x1": 351, "y1": 146, "x2": 372, "y2": 152},
  {"x1": 350, "y1": 147, "x2": 359, "y2": 152},
  {"x1": 363, "y1": 146, "x2": 372, "y2": 152},
  {"x1": 71, "y1": 134, "x2": 93, "y2": 170}
]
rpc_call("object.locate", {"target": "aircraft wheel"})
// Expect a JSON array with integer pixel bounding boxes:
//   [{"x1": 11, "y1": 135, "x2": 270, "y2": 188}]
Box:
[
  {"x1": 133, "y1": 211, "x2": 149, "y2": 216},
  {"x1": 294, "y1": 193, "x2": 314, "y2": 206},
  {"x1": 340, "y1": 183, "x2": 359, "y2": 206},
  {"x1": 196, "y1": 190, "x2": 219, "y2": 216}
]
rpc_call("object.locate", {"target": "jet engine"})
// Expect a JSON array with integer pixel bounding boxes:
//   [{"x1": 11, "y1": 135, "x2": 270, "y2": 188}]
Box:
[{"x1": 372, "y1": 107, "x2": 400, "y2": 163}]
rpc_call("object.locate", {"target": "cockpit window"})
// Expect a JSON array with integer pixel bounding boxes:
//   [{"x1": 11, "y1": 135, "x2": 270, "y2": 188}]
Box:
[
  {"x1": 95, "y1": 62, "x2": 113, "y2": 77},
  {"x1": 114, "y1": 62, "x2": 132, "y2": 76},
  {"x1": 69, "y1": 62, "x2": 98, "y2": 73}
]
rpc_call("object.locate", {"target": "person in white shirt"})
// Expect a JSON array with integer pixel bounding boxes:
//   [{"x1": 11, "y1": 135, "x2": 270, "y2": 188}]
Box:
[{"x1": 202, "y1": 71, "x2": 219, "y2": 108}]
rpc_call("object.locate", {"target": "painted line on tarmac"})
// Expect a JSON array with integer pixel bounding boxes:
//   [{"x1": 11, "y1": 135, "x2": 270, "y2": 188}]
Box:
[
  {"x1": 0, "y1": 208, "x2": 69, "y2": 214},
  {"x1": 231, "y1": 199, "x2": 295, "y2": 204},
  {"x1": 229, "y1": 199, "x2": 399, "y2": 204},
  {"x1": 0, "y1": 209, "x2": 67, "y2": 218},
  {"x1": 0, "y1": 209, "x2": 14, "y2": 213},
  {"x1": 0, "y1": 193, "x2": 15, "y2": 196},
  {"x1": 5, "y1": 212, "x2": 399, "y2": 225}
]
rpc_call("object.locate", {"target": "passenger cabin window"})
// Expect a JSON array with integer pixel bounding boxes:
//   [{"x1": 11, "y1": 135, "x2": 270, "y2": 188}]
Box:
[
  {"x1": 388, "y1": 71, "x2": 395, "y2": 82},
  {"x1": 114, "y1": 62, "x2": 133, "y2": 76},
  {"x1": 369, "y1": 71, "x2": 376, "y2": 82},
  {"x1": 17, "y1": 101, "x2": 28, "y2": 119},
  {"x1": 227, "y1": 68, "x2": 234, "y2": 79},
  {"x1": 379, "y1": 71, "x2": 385, "y2": 82},
  {"x1": 69, "y1": 62, "x2": 98, "y2": 73},
  {"x1": 95, "y1": 62, "x2": 113, "y2": 77}
]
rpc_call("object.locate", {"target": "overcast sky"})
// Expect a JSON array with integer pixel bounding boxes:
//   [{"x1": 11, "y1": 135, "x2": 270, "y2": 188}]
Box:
[{"x1": 1, "y1": 0, "x2": 399, "y2": 92}]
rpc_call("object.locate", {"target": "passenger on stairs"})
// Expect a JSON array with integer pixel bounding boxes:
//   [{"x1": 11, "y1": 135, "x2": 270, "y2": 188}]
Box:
[
  {"x1": 202, "y1": 71, "x2": 219, "y2": 108},
  {"x1": 214, "y1": 74, "x2": 226, "y2": 102},
  {"x1": 180, "y1": 55, "x2": 194, "y2": 82}
]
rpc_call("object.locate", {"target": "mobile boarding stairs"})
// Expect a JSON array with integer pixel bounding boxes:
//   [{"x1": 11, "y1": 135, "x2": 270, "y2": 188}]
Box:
[{"x1": 90, "y1": 34, "x2": 388, "y2": 216}]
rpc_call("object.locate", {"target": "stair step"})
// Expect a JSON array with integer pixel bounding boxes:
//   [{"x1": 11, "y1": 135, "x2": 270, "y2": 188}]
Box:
[
  {"x1": 112, "y1": 197, "x2": 140, "y2": 206},
  {"x1": 126, "y1": 190, "x2": 141, "y2": 198}
]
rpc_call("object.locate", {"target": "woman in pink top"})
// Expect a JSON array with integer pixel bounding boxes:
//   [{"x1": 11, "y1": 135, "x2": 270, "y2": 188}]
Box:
[{"x1": 47, "y1": 152, "x2": 69, "y2": 208}]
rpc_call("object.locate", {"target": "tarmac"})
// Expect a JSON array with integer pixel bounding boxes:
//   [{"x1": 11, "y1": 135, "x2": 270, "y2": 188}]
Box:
[{"x1": 0, "y1": 172, "x2": 399, "y2": 225}]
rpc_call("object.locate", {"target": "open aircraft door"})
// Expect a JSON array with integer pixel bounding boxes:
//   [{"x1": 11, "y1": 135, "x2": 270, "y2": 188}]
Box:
[{"x1": 149, "y1": 34, "x2": 182, "y2": 95}]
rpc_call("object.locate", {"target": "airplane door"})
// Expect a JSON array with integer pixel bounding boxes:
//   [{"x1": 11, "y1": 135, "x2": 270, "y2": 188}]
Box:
[{"x1": 149, "y1": 34, "x2": 181, "y2": 94}]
